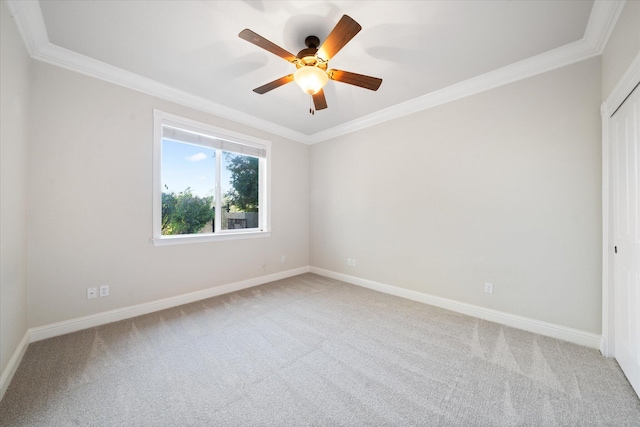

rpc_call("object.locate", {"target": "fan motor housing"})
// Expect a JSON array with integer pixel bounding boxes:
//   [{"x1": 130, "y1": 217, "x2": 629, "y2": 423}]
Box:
[{"x1": 295, "y1": 36, "x2": 327, "y2": 70}]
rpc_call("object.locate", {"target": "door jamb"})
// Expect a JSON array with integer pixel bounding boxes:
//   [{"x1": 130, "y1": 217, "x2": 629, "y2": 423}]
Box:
[{"x1": 601, "y1": 53, "x2": 640, "y2": 357}]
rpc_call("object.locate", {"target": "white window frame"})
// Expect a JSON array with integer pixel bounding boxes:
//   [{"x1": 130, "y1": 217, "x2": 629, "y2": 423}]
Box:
[{"x1": 152, "y1": 109, "x2": 271, "y2": 246}]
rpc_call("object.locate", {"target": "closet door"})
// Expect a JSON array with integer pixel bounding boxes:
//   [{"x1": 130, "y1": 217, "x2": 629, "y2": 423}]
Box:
[{"x1": 611, "y1": 83, "x2": 640, "y2": 396}]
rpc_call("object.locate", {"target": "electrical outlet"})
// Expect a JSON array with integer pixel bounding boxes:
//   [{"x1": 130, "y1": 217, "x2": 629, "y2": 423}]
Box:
[
  {"x1": 87, "y1": 287, "x2": 97, "y2": 299},
  {"x1": 347, "y1": 258, "x2": 352, "y2": 266},
  {"x1": 280, "y1": 255, "x2": 286, "y2": 263},
  {"x1": 99, "y1": 285, "x2": 109, "y2": 297},
  {"x1": 484, "y1": 282, "x2": 494, "y2": 294},
  {"x1": 352, "y1": 259, "x2": 356, "y2": 267}
]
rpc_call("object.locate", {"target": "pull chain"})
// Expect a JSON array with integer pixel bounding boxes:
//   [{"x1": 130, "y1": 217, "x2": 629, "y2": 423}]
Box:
[{"x1": 309, "y1": 96, "x2": 315, "y2": 115}]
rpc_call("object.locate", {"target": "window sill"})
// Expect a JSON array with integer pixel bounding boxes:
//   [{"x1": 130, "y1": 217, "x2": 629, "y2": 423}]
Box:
[{"x1": 151, "y1": 230, "x2": 271, "y2": 247}]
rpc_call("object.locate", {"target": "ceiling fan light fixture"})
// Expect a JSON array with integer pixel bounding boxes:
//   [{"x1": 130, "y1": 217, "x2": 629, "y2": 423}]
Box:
[
  {"x1": 294, "y1": 66, "x2": 328, "y2": 95},
  {"x1": 239, "y1": 15, "x2": 381, "y2": 110}
]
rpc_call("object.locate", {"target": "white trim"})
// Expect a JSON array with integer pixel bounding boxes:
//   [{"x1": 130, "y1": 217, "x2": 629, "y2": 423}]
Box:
[
  {"x1": 37, "y1": 41, "x2": 307, "y2": 144},
  {"x1": 28, "y1": 266, "x2": 310, "y2": 343},
  {"x1": 158, "y1": 110, "x2": 273, "y2": 149},
  {"x1": 307, "y1": 38, "x2": 602, "y2": 144},
  {"x1": 153, "y1": 109, "x2": 271, "y2": 244},
  {"x1": 0, "y1": 332, "x2": 30, "y2": 402},
  {"x1": 5, "y1": 0, "x2": 625, "y2": 145},
  {"x1": 152, "y1": 109, "x2": 163, "y2": 239},
  {"x1": 151, "y1": 230, "x2": 271, "y2": 247},
  {"x1": 2, "y1": 265, "x2": 602, "y2": 397},
  {"x1": 311, "y1": 267, "x2": 601, "y2": 349},
  {"x1": 601, "y1": 104, "x2": 613, "y2": 357},
  {"x1": 583, "y1": 0, "x2": 627, "y2": 53},
  {"x1": 601, "y1": 52, "x2": 640, "y2": 357},
  {"x1": 4, "y1": 0, "x2": 47, "y2": 56},
  {"x1": 602, "y1": 53, "x2": 640, "y2": 118}
]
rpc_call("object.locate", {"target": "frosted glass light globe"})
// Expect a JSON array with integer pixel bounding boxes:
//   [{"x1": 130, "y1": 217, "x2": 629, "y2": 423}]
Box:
[{"x1": 294, "y1": 66, "x2": 329, "y2": 95}]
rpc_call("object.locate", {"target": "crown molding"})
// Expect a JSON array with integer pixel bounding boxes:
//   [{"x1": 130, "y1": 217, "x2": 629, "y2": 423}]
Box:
[
  {"x1": 307, "y1": 0, "x2": 625, "y2": 144},
  {"x1": 6, "y1": 0, "x2": 625, "y2": 145},
  {"x1": 5, "y1": 0, "x2": 47, "y2": 56},
  {"x1": 36, "y1": 42, "x2": 310, "y2": 143},
  {"x1": 308, "y1": 38, "x2": 600, "y2": 144},
  {"x1": 584, "y1": 0, "x2": 627, "y2": 53},
  {"x1": 5, "y1": 0, "x2": 310, "y2": 144}
]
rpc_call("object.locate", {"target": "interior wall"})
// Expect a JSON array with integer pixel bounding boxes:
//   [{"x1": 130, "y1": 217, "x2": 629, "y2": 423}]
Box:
[
  {"x1": 601, "y1": 0, "x2": 640, "y2": 102},
  {"x1": 310, "y1": 57, "x2": 602, "y2": 334},
  {"x1": 27, "y1": 61, "x2": 309, "y2": 328},
  {"x1": 0, "y1": 0, "x2": 30, "y2": 376},
  {"x1": 5, "y1": 0, "x2": 629, "y2": 347}
]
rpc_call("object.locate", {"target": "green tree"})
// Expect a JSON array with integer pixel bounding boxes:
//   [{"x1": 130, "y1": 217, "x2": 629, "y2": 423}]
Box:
[
  {"x1": 162, "y1": 187, "x2": 214, "y2": 235},
  {"x1": 224, "y1": 153, "x2": 259, "y2": 212},
  {"x1": 161, "y1": 188, "x2": 177, "y2": 232}
]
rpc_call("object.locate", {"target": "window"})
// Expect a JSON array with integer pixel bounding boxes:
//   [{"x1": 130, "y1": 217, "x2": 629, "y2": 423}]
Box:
[{"x1": 152, "y1": 110, "x2": 270, "y2": 246}]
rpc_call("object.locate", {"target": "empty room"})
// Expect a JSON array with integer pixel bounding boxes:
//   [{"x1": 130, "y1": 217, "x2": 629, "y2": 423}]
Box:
[{"x1": 1, "y1": 0, "x2": 639, "y2": 425}]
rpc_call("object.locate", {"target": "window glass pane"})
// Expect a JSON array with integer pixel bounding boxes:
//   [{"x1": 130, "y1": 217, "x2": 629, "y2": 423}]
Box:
[
  {"x1": 161, "y1": 139, "x2": 215, "y2": 235},
  {"x1": 221, "y1": 151, "x2": 259, "y2": 230},
  {"x1": 153, "y1": 110, "x2": 270, "y2": 244}
]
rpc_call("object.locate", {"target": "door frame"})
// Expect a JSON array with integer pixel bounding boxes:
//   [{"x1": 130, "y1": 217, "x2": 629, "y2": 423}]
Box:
[{"x1": 601, "y1": 53, "x2": 640, "y2": 357}]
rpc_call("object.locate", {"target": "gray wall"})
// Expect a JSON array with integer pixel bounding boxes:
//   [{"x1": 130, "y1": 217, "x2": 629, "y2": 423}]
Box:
[
  {"x1": 26, "y1": 61, "x2": 309, "y2": 328},
  {"x1": 602, "y1": 0, "x2": 640, "y2": 102},
  {"x1": 2, "y1": 0, "x2": 637, "y2": 386},
  {"x1": 0, "y1": 0, "x2": 30, "y2": 379},
  {"x1": 310, "y1": 57, "x2": 603, "y2": 333}
]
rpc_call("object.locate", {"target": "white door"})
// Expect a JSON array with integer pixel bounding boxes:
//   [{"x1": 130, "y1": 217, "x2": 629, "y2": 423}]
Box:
[{"x1": 612, "y1": 83, "x2": 640, "y2": 396}]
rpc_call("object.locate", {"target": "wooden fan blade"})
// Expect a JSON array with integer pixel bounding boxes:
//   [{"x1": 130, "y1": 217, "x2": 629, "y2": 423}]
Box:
[
  {"x1": 312, "y1": 89, "x2": 328, "y2": 110},
  {"x1": 253, "y1": 74, "x2": 294, "y2": 94},
  {"x1": 317, "y1": 15, "x2": 361, "y2": 61},
  {"x1": 239, "y1": 29, "x2": 297, "y2": 63},
  {"x1": 328, "y1": 69, "x2": 382, "y2": 91}
]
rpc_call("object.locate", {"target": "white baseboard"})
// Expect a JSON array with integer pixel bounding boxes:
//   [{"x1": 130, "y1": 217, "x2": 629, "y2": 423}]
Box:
[
  {"x1": 29, "y1": 266, "x2": 310, "y2": 343},
  {"x1": 3, "y1": 265, "x2": 600, "y2": 401},
  {"x1": 310, "y1": 267, "x2": 601, "y2": 349},
  {"x1": 0, "y1": 331, "x2": 30, "y2": 402},
  {"x1": 2, "y1": 267, "x2": 310, "y2": 400},
  {"x1": 600, "y1": 336, "x2": 610, "y2": 357}
]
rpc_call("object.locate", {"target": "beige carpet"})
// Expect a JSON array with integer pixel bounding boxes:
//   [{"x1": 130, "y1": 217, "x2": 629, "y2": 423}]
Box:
[{"x1": 1, "y1": 273, "x2": 639, "y2": 426}]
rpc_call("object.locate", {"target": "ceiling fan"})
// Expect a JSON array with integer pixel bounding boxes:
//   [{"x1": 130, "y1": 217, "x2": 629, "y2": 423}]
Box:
[{"x1": 239, "y1": 15, "x2": 382, "y2": 113}]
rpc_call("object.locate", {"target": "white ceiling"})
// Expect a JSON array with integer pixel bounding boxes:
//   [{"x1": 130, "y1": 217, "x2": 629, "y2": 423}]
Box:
[{"x1": 7, "y1": 1, "x2": 624, "y2": 143}]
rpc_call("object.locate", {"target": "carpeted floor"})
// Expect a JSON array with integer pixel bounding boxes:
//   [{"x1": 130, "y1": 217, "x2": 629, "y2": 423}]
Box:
[{"x1": 1, "y1": 273, "x2": 639, "y2": 426}]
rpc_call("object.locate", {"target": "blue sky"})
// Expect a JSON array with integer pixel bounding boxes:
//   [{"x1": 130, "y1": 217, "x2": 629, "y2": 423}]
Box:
[{"x1": 162, "y1": 140, "x2": 216, "y2": 198}]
